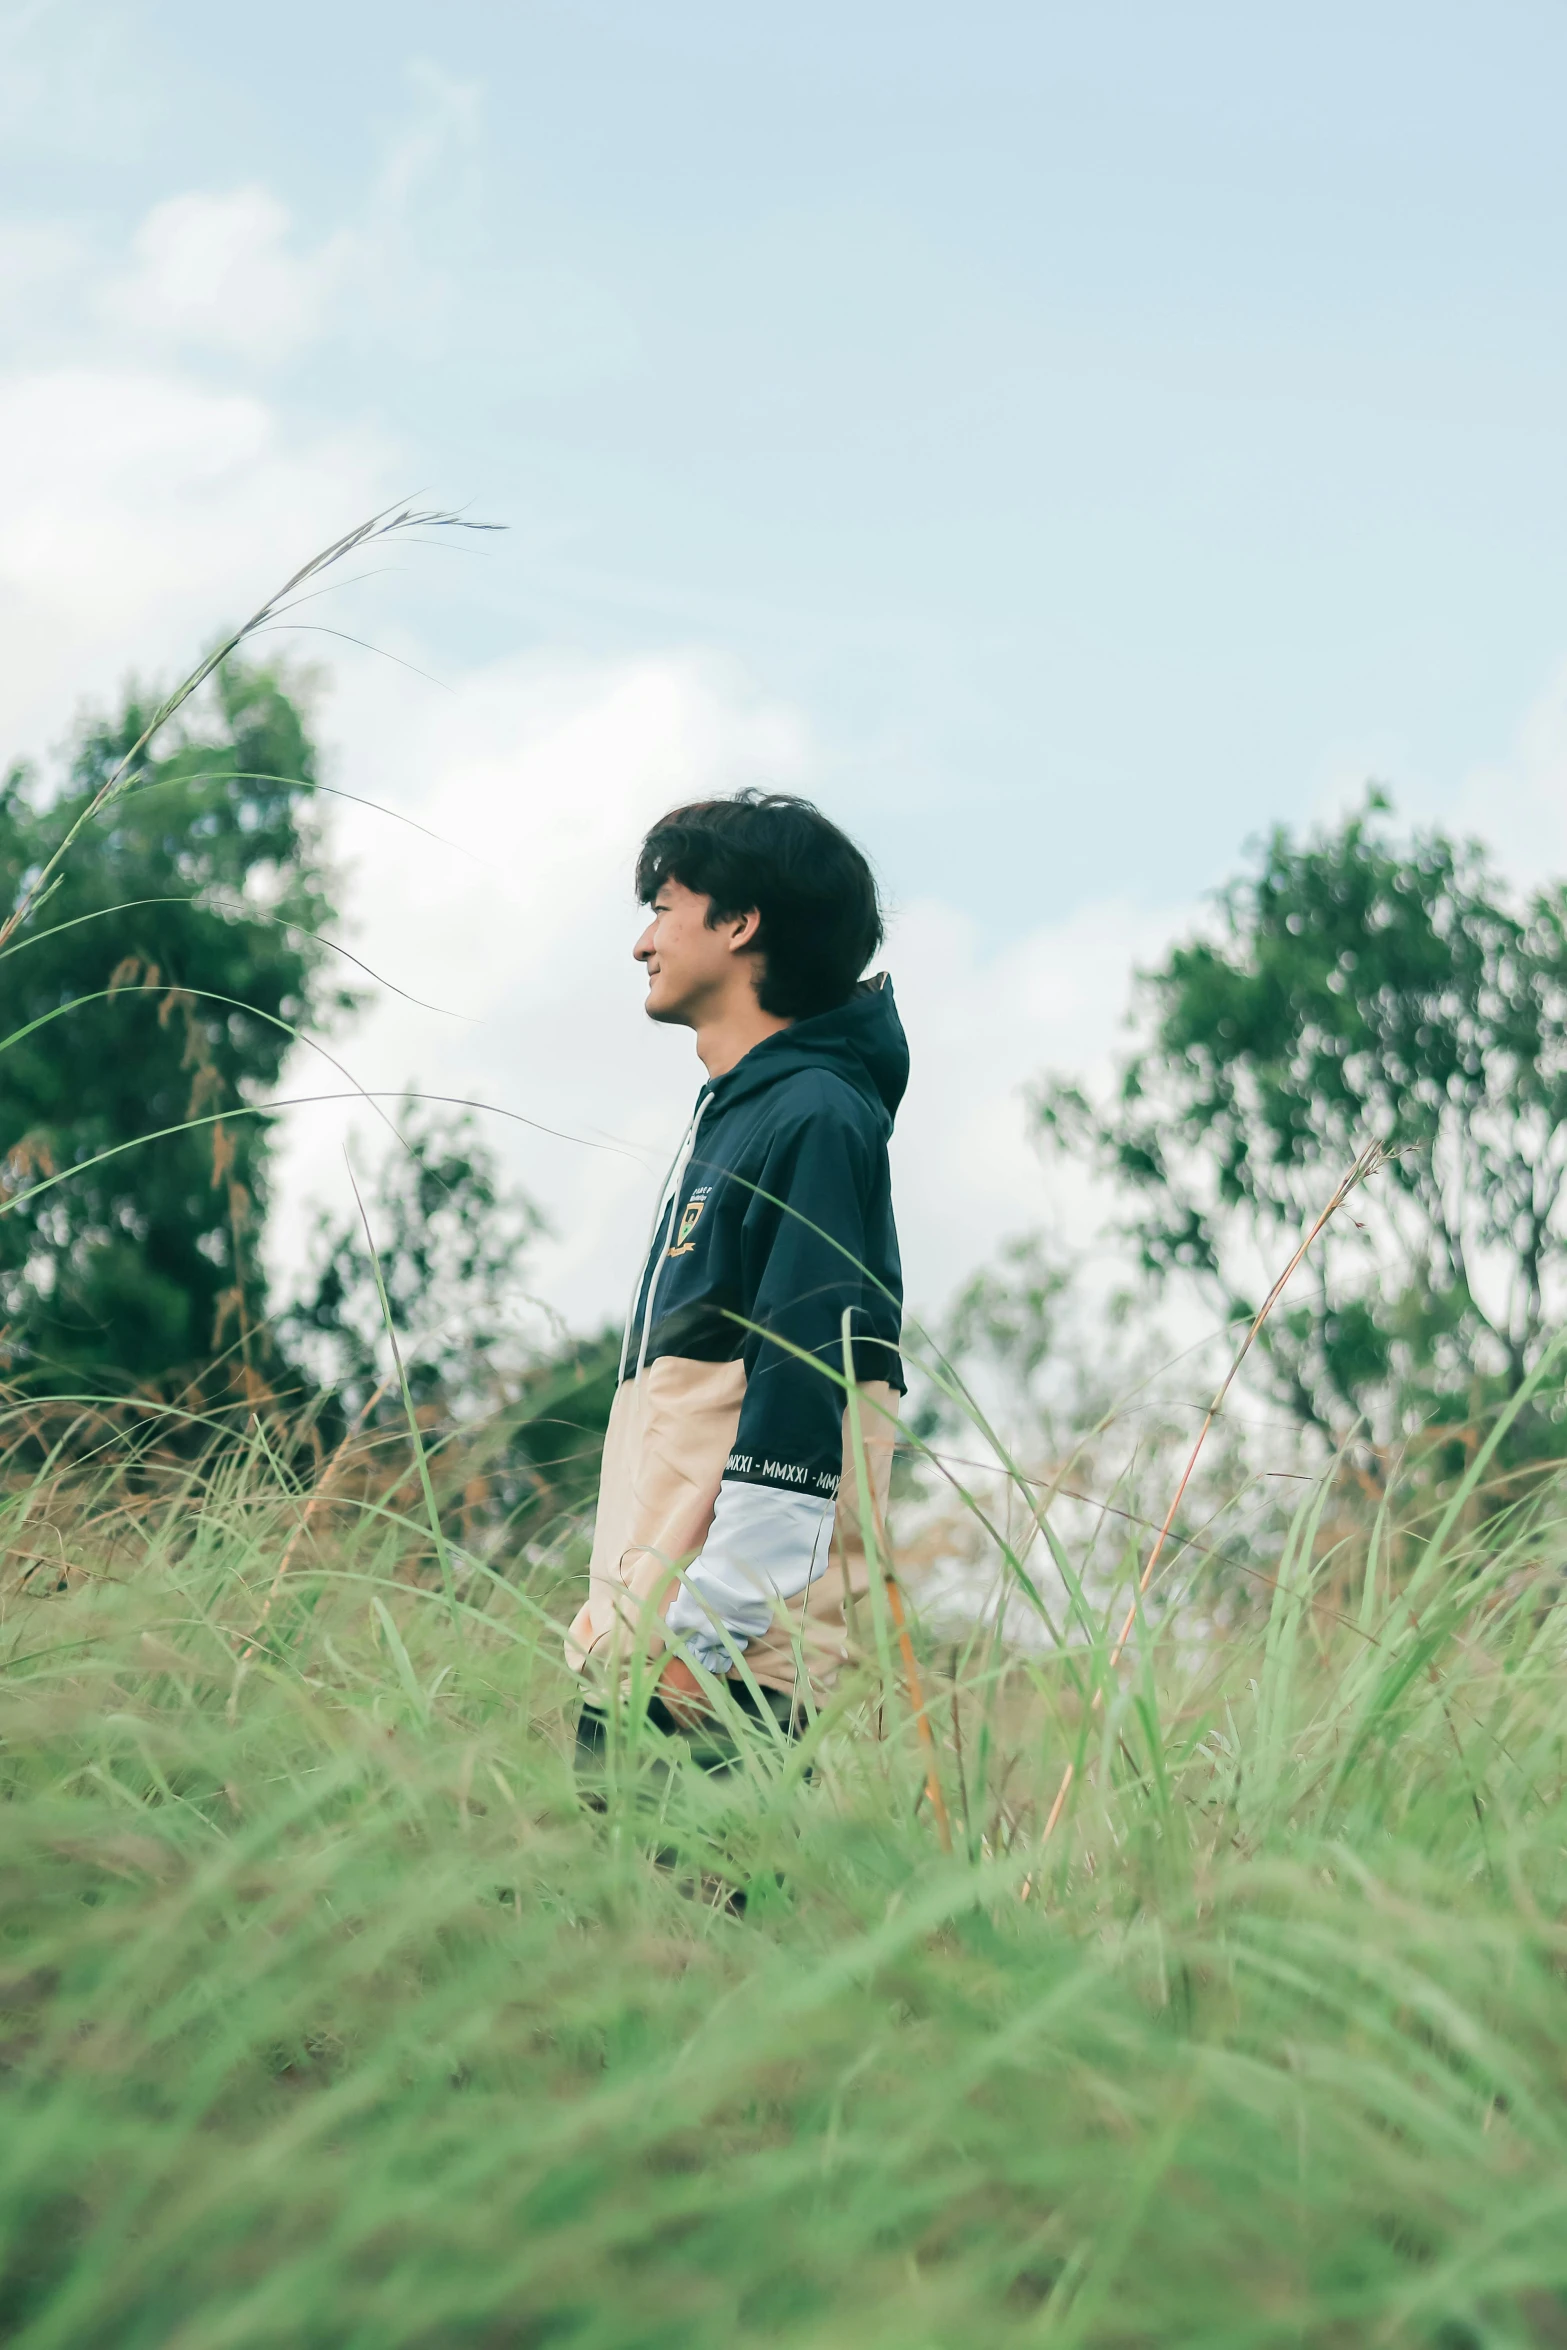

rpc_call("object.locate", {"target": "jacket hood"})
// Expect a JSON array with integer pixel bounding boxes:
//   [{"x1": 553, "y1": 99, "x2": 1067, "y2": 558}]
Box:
[{"x1": 705, "y1": 974, "x2": 909, "y2": 1130}]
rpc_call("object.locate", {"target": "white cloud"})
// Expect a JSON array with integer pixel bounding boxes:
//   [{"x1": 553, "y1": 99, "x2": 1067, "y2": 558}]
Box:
[
  {"x1": 98, "y1": 186, "x2": 356, "y2": 363},
  {"x1": 78, "y1": 62, "x2": 480, "y2": 372},
  {"x1": 1449, "y1": 657, "x2": 1567, "y2": 888},
  {"x1": 886, "y1": 893, "x2": 1185, "y2": 1316},
  {"x1": 0, "y1": 363, "x2": 395, "y2": 760},
  {"x1": 259, "y1": 646, "x2": 1186, "y2": 1341},
  {"x1": 0, "y1": 164, "x2": 1179, "y2": 1348},
  {"x1": 1303, "y1": 656, "x2": 1567, "y2": 900},
  {"x1": 264, "y1": 647, "x2": 816, "y2": 1331}
]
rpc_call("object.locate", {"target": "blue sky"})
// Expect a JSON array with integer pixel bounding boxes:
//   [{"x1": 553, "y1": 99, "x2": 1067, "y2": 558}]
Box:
[{"x1": 4, "y1": 0, "x2": 1567, "y2": 1321}]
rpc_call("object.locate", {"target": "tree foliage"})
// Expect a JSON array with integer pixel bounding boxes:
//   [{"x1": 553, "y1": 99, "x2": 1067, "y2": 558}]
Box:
[
  {"x1": 0, "y1": 662, "x2": 352, "y2": 1405},
  {"x1": 283, "y1": 1097, "x2": 618, "y2": 1533},
  {"x1": 1038, "y1": 798, "x2": 1567, "y2": 1464},
  {"x1": 284, "y1": 1097, "x2": 551, "y2": 1421}
]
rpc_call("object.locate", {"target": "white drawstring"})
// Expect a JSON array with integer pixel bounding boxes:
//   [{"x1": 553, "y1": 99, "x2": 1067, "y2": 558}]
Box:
[
  {"x1": 632, "y1": 1093, "x2": 711, "y2": 1388},
  {"x1": 617, "y1": 1091, "x2": 713, "y2": 1385}
]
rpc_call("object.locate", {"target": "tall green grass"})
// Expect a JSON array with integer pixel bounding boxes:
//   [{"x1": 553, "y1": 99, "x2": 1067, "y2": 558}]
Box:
[
  {"x1": 5, "y1": 523, "x2": 1565, "y2": 2343},
  {"x1": 4, "y1": 1404, "x2": 1567, "y2": 2350}
]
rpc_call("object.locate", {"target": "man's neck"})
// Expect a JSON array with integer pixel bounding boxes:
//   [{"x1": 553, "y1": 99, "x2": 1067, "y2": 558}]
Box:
[{"x1": 693, "y1": 997, "x2": 792, "y2": 1080}]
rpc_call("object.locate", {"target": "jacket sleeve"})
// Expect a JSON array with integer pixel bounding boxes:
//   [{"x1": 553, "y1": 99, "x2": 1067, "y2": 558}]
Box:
[
  {"x1": 665, "y1": 1481, "x2": 835, "y2": 1674},
  {"x1": 665, "y1": 1098, "x2": 886, "y2": 1674}
]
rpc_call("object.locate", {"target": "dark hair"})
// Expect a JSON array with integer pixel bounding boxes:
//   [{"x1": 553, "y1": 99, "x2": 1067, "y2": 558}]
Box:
[{"x1": 636, "y1": 790, "x2": 883, "y2": 1019}]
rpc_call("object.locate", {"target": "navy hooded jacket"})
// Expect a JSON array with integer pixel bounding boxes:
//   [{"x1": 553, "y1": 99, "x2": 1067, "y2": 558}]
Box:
[
  {"x1": 568, "y1": 976, "x2": 907, "y2": 1689},
  {"x1": 623, "y1": 973, "x2": 907, "y2": 1492}
]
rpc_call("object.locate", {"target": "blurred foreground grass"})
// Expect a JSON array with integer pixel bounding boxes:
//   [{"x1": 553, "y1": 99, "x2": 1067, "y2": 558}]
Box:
[{"x1": 4, "y1": 1425, "x2": 1567, "y2": 2350}]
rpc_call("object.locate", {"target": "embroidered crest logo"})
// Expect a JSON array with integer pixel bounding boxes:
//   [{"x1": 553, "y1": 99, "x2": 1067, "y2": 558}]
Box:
[{"x1": 668, "y1": 1195, "x2": 706, "y2": 1256}]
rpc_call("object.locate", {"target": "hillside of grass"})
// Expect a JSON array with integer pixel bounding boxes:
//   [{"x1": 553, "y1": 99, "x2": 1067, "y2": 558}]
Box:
[{"x1": 2, "y1": 1405, "x2": 1566, "y2": 2350}]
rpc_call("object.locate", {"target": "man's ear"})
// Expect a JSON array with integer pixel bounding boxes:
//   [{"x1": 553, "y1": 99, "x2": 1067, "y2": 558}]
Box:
[{"x1": 725, "y1": 907, "x2": 763, "y2": 954}]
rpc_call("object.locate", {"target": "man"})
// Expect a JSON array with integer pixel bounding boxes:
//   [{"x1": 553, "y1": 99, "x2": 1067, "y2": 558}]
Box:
[{"x1": 566, "y1": 789, "x2": 907, "y2": 1750}]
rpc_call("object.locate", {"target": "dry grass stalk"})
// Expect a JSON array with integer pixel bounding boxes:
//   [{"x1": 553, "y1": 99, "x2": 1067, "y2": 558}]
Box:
[
  {"x1": 0, "y1": 503, "x2": 496, "y2": 958},
  {"x1": 884, "y1": 1567, "x2": 953, "y2": 1851},
  {"x1": 239, "y1": 1375, "x2": 395, "y2": 1656},
  {"x1": 1040, "y1": 1138, "x2": 1393, "y2": 1846}
]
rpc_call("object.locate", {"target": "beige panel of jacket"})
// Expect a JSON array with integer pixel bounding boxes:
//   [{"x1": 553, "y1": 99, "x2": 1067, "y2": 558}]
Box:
[{"x1": 564, "y1": 1357, "x2": 899, "y2": 1699}]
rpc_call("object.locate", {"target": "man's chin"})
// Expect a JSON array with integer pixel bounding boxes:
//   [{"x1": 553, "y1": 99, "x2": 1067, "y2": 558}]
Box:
[{"x1": 643, "y1": 992, "x2": 692, "y2": 1028}]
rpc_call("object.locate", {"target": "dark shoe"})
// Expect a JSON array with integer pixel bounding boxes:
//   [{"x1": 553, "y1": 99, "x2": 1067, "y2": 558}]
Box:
[{"x1": 572, "y1": 1683, "x2": 802, "y2": 1806}]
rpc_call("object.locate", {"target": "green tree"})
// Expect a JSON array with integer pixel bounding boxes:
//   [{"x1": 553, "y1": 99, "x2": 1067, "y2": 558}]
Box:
[
  {"x1": 284, "y1": 1098, "x2": 618, "y2": 1539},
  {"x1": 284, "y1": 1097, "x2": 550, "y2": 1422},
  {"x1": 0, "y1": 661, "x2": 353, "y2": 1406},
  {"x1": 1037, "y1": 798, "x2": 1567, "y2": 1467}
]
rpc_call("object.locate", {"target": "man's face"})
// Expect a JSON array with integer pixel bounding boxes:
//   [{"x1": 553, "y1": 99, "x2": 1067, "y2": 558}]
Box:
[{"x1": 634, "y1": 876, "x2": 757, "y2": 1025}]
